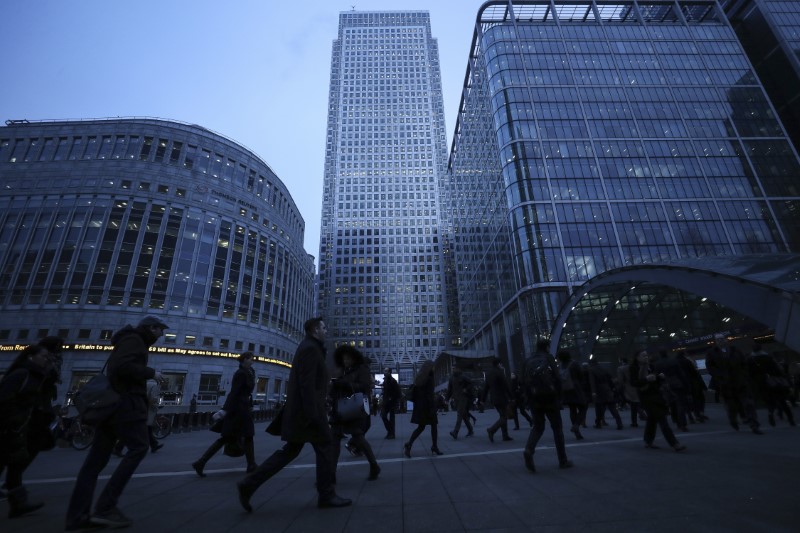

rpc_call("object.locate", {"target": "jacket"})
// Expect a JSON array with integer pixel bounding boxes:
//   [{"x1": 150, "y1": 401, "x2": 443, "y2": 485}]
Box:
[
  {"x1": 483, "y1": 366, "x2": 512, "y2": 408},
  {"x1": 281, "y1": 335, "x2": 332, "y2": 443},
  {"x1": 222, "y1": 364, "x2": 255, "y2": 438},
  {"x1": 106, "y1": 325, "x2": 158, "y2": 422},
  {"x1": 330, "y1": 359, "x2": 372, "y2": 433},
  {"x1": 410, "y1": 371, "x2": 438, "y2": 426}
]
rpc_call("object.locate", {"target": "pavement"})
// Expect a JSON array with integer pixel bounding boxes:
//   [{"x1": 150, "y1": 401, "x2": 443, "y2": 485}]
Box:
[{"x1": 2, "y1": 402, "x2": 799, "y2": 532}]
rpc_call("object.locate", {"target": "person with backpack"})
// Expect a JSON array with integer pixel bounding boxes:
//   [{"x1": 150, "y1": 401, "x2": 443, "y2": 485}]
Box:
[
  {"x1": 482, "y1": 357, "x2": 514, "y2": 443},
  {"x1": 522, "y1": 339, "x2": 573, "y2": 472},
  {"x1": 557, "y1": 350, "x2": 586, "y2": 440}
]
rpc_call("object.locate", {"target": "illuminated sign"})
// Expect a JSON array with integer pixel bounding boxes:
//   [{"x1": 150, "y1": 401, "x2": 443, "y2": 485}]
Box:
[{"x1": 0, "y1": 343, "x2": 291, "y2": 368}]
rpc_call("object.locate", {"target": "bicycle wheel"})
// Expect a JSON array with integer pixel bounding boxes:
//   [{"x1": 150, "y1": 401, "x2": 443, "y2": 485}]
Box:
[
  {"x1": 153, "y1": 414, "x2": 172, "y2": 439},
  {"x1": 71, "y1": 423, "x2": 95, "y2": 450}
]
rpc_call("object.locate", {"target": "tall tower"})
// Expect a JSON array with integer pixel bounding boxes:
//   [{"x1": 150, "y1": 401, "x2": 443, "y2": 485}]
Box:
[{"x1": 318, "y1": 11, "x2": 451, "y2": 378}]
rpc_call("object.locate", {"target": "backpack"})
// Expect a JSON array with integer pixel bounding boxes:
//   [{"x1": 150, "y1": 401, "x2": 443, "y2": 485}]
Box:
[{"x1": 524, "y1": 354, "x2": 557, "y2": 397}]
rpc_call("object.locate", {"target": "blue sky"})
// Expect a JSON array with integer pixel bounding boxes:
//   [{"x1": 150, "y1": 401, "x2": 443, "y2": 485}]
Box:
[{"x1": 0, "y1": 0, "x2": 490, "y2": 258}]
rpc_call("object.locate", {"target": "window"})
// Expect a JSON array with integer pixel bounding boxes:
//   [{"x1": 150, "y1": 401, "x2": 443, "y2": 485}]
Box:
[
  {"x1": 78, "y1": 329, "x2": 91, "y2": 339},
  {"x1": 185, "y1": 335, "x2": 196, "y2": 345},
  {"x1": 235, "y1": 340, "x2": 243, "y2": 350},
  {"x1": 100, "y1": 330, "x2": 113, "y2": 340},
  {"x1": 164, "y1": 333, "x2": 177, "y2": 344},
  {"x1": 17, "y1": 329, "x2": 29, "y2": 340},
  {"x1": 202, "y1": 336, "x2": 214, "y2": 347},
  {"x1": 57, "y1": 329, "x2": 69, "y2": 338}
]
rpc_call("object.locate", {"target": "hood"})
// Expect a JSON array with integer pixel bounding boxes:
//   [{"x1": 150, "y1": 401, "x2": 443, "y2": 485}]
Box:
[{"x1": 111, "y1": 325, "x2": 158, "y2": 347}]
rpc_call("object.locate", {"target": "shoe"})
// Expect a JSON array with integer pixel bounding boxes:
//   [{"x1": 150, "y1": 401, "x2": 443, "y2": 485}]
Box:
[
  {"x1": 403, "y1": 442, "x2": 411, "y2": 458},
  {"x1": 151, "y1": 443, "x2": 164, "y2": 453},
  {"x1": 385, "y1": 434, "x2": 395, "y2": 440},
  {"x1": 465, "y1": 431, "x2": 474, "y2": 437},
  {"x1": 644, "y1": 442, "x2": 659, "y2": 449},
  {"x1": 559, "y1": 460, "x2": 574, "y2": 469},
  {"x1": 368, "y1": 465, "x2": 381, "y2": 481},
  {"x1": 246, "y1": 464, "x2": 257, "y2": 474},
  {"x1": 65, "y1": 518, "x2": 107, "y2": 531},
  {"x1": 449, "y1": 430, "x2": 458, "y2": 440},
  {"x1": 673, "y1": 444, "x2": 686, "y2": 452},
  {"x1": 236, "y1": 482, "x2": 253, "y2": 513},
  {"x1": 752, "y1": 428, "x2": 764, "y2": 435},
  {"x1": 318, "y1": 495, "x2": 352, "y2": 509},
  {"x1": 431, "y1": 447, "x2": 444, "y2": 456},
  {"x1": 90, "y1": 507, "x2": 132, "y2": 528},
  {"x1": 502, "y1": 436, "x2": 513, "y2": 442},
  {"x1": 487, "y1": 429, "x2": 495, "y2": 443},
  {"x1": 768, "y1": 414, "x2": 776, "y2": 427},
  {"x1": 522, "y1": 450, "x2": 535, "y2": 472},
  {"x1": 7, "y1": 486, "x2": 44, "y2": 519},
  {"x1": 191, "y1": 461, "x2": 206, "y2": 478}
]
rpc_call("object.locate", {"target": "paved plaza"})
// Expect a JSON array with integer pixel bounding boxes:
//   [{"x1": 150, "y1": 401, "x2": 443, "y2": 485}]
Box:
[{"x1": 3, "y1": 403, "x2": 799, "y2": 532}]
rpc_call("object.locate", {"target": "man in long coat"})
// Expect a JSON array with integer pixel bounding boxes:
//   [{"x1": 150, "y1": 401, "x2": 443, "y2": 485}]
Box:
[{"x1": 236, "y1": 317, "x2": 351, "y2": 511}]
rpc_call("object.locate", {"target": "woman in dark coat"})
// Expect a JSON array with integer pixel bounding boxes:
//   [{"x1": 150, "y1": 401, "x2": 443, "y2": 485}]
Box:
[
  {"x1": 329, "y1": 345, "x2": 380, "y2": 480},
  {"x1": 192, "y1": 351, "x2": 257, "y2": 476},
  {"x1": 630, "y1": 349, "x2": 685, "y2": 451},
  {"x1": 0, "y1": 344, "x2": 52, "y2": 518},
  {"x1": 557, "y1": 350, "x2": 587, "y2": 440},
  {"x1": 404, "y1": 360, "x2": 442, "y2": 457}
]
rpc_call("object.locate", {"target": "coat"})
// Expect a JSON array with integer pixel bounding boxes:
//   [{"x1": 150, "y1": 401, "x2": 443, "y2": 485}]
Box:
[
  {"x1": 630, "y1": 360, "x2": 669, "y2": 418},
  {"x1": 616, "y1": 364, "x2": 640, "y2": 403},
  {"x1": 281, "y1": 336, "x2": 332, "y2": 444},
  {"x1": 483, "y1": 366, "x2": 512, "y2": 408},
  {"x1": 221, "y1": 364, "x2": 255, "y2": 438},
  {"x1": 561, "y1": 360, "x2": 587, "y2": 405},
  {"x1": 410, "y1": 372, "x2": 437, "y2": 426},
  {"x1": 0, "y1": 358, "x2": 49, "y2": 465},
  {"x1": 382, "y1": 375, "x2": 401, "y2": 412},
  {"x1": 588, "y1": 363, "x2": 616, "y2": 403},
  {"x1": 107, "y1": 325, "x2": 158, "y2": 423},
  {"x1": 446, "y1": 373, "x2": 472, "y2": 412}
]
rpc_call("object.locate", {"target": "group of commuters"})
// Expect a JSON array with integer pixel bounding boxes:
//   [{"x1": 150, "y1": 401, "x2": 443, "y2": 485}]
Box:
[{"x1": 1, "y1": 312, "x2": 798, "y2": 526}]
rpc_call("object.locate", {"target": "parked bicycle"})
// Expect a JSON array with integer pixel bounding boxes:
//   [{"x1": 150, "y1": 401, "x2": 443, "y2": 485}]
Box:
[
  {"x1": 54, "y1": 408, "x2": 95, "y2": 450},
  {"x1": 152, "y1": 412, "x2": 173, "y2": 439}
]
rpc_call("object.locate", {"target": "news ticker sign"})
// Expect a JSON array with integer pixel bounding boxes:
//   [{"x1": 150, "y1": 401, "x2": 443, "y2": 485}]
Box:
[{"x1": 0, "y1": 343, "x2": 291, "y2": 368}]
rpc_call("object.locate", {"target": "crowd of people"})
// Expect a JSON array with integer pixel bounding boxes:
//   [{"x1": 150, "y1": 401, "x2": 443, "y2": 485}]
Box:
[{"x1": 1, "y1": 313, "x2": 798, "y2": 527}]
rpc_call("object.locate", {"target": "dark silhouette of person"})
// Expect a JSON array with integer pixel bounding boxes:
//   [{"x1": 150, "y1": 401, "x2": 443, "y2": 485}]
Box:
[
  {"x1": 483, "y1": 357, "x2": 513, "y2": 442},
  {"x1": 380, "y1": 368, "x2": 400, "y2": 439},
  {"x1": 630, "y1": 349, "x2": 686, "y2": 451},
  {"x1": 404, "y1": 360, "x2": 442, "y2": 457},
  {"x1": 446, "y1": 367, "x2": 474, "y2": 439}
]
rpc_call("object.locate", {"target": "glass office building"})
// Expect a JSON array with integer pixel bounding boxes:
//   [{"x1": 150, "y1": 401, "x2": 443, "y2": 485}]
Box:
[
  {"x1": 445, "y1": 0, "x2": 800, "y2": 369},
  {"x1": 317, "y1": 11, "x2": 452, "y2": 376},
  {"x1": 0, "y1": 118, "x2": 314, "y2": 406},
  {"x1": 720, "y1": 0, "x2": 800, "y2": 153}
]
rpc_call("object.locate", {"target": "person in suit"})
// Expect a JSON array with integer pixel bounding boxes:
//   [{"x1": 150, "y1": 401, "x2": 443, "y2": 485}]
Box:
[
  {"x1": 630, "y1": 349, "x2": 686, "y2": 452},
  {"x1": 380, "y1": 368, "x2": 400, "y2": 439},
  {"x1": 192, "y1": 351, "x2": 257, "y2": 476},
  {"x1": 330, "y1": 345, "x2": 380, "y2": 481},
  {"x1": 403, "y1": 360, "x2": 442, "y2": 457},
  {"x1": 483, "y1": 357, "x2": 513, "y2": 442},
  {"x1": 236, "y1": 318, "x2": 351, "y2": 512},
  {"x1": 446, "y1": 367, "x2": 474, "y2": 439}
]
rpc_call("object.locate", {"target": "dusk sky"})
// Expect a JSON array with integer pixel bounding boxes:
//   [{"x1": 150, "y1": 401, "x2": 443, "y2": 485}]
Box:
[{"x1": 0, "y1": 0, "x2": 490, "y2": 259}]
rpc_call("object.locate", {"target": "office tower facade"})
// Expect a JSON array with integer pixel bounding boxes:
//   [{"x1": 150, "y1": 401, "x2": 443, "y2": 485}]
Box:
[
  {"x1": 720, "y1": 0, "x2": 800, "y2": 152},
  {"x1": 318, "y1": 11, "x2": 451, "y2": 377},
  {"x1": 0, "y1": 118, "x2": 314, "y2": 407},
  {"x1": 446, "y1": 0, "x2": 800, "y2": 369}
]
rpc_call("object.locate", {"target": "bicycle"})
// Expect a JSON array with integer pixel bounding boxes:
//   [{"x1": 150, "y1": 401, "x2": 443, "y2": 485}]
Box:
[
  {"x1": 58, "y1": 415, "x2": 96, "y2": 450},
  {"x1": 152, "y1": 413, "x2": 172, "y2": 439}
]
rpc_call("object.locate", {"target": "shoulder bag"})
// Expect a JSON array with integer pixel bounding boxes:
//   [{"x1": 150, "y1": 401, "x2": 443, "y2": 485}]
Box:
[{"x1": 74, "y1": 360, "x2": 121, "y2": 426}]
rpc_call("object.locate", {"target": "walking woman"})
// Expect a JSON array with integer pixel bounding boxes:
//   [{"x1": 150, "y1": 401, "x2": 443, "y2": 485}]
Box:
[
  {"x1": 630, "y1": 349, "x2": 685, "y2": 452},
  {"x1": 557, "y1": 350, "x2": 587, "y2": 440},
  {"x1": 330, "y1": 345, "x2": 380, "y2": 480},
  {"x1": 192, "y1": 351, "x2": 257, "y2": 476},
  {"x1": 0, "y1": 345, "x2": 54, "y2": 518},
  {"x1": 404, "y1": 360, "x2": 443, "y2": 457}
]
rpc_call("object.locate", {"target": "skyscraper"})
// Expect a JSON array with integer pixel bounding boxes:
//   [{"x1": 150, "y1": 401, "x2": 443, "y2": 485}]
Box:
[
  {"x1": 317, "y1": 11, "x2": 451, "y2": 377},
  {"x1": 445, "y1": 0, "x2": 800, "y2": 368}
]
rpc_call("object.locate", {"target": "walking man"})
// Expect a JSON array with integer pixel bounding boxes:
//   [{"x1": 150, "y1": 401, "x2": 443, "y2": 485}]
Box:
[
  {"x1": 236, "y1": 317, "x2": 351, "y2": 512},
  {"x1": 522, "y1": 339, "x2": 573, "y2": 472},
  {"x1": 65, "y1": 315, "x2": 167, "y2": 530},
  {"x1": 483, "y1": 357, "x2": 513, "y2": 442},
  {"x1": 380, "y1": 368, "x2": 400, "y2": 439},
  {"x1": 446, "y1": 367, "x2": 474, "y2": 439}
]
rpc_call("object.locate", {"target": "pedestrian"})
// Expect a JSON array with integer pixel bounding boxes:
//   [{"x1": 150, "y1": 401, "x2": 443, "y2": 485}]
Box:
[
  {"x1": 676, "y1": 351, "x2": 708, "y2": 423},
  {"x1": 446, "y1": 367, "x2": 474, "y2": 439},
  {"x1": 557, "y1": 350, "x2": 587, "y2": 440},
  {"x1": 403, "y1": 360, "x2": 442, "y2": 457},
  {"x1": 587, "y1": 359, "x2": 623, "y2": 430},
  {"x1": 748, "y1": 343, "x2": 795, "y2": 427},
  {"x1": 0, "y1": 344, "x2": 54, "y2": 518},
  {"x1": 330, "y1": 345, "x2": 380, "y2": 481},
  {"x1": 654, "y1": 349, "x2": 690, "y2": 431},
  {"x1": 483, "y1": 357, "x2": 513, "y2": 442},
  {"x1": 706, "y1": 337, "x2": 762, "y2": 434},
  {"x1": 617, "y1": 357, "x2": 642, "y2": 428},
  {"x1": 236, "y1": 318, "x2": 350, "y2": 512},
  {"x1": 380, "y1": 368, "x2": 400, "y2": 439},
  {"x1": 192, "y1": 351, "x2": 257, "y2": 477},
  {"x1": 509, "y1": 372, "x2": 533, "y2": 430},
  {"x1": 522, "y1": 339, "x2": 573, "y2": 472},
  {"x1": 630, "y1": 349, "x2": 686, "y2": 452},
  {"x1": 189, "y1": 394, "x2": 197, "y2": 413},
  {"x1": 65, "y1": 315, "x2": 168, "y2": 530},
  {"x1": 113, "y1": 377, "x2": 164, "y2": 457}
]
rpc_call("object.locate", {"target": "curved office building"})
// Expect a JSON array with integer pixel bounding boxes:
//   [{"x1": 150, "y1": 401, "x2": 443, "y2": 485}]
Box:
[{"x1": 0, "y1": 118, "x2": 315, "y2": 407}]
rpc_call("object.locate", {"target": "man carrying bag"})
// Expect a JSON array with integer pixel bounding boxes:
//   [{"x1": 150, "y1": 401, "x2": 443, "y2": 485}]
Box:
[{"x1": 65, "y1": 316, "x2": 167, "y2": 531}]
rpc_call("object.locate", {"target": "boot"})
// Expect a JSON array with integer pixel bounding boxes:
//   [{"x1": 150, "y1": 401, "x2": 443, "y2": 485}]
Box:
[
  {"x1": 8, "y1": 486, "x2": 44, "y2": 519},
  {"x1": 192, "y1": 439, "x2": 224, "y2": 477},
  {"x1": 244, "y1": 438, "x2": 257, "y2": 473}
]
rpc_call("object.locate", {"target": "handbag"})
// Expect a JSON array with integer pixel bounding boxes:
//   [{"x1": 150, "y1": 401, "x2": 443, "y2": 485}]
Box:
[
  {"x1": 74, "y1": 361, "x2": 121, "y2": 426},
  {"x1": 335, "y1": 391, "x2": 370, "y2": 422}
]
